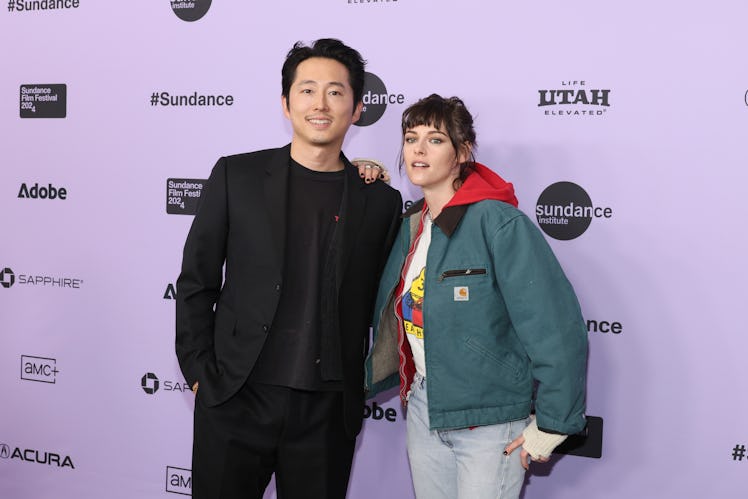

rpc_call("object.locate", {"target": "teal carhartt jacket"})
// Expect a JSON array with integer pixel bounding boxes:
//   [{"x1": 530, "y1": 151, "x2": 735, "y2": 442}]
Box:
[{"x1": 365, "y1": 165, "x2": 587, "y2": 435}]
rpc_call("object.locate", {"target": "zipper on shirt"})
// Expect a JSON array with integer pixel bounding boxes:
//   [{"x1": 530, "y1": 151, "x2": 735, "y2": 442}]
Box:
[{"x1": 438, "y1": 268, "x2": 487, "y2": 281}]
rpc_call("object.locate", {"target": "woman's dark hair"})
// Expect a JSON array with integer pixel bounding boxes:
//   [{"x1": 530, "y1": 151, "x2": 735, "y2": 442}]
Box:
[
  {"x1": 400, "y1": 94, "x2": 477, "y2": 187},
  {"x1": 281, "y1": 38, "x2": 366, "y2": 109}
]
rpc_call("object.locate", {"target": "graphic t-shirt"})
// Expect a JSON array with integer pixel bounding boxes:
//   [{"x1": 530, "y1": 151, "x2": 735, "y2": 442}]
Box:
[{"x1": 400, "y1": 212, "x2": 431, "y2": 377}]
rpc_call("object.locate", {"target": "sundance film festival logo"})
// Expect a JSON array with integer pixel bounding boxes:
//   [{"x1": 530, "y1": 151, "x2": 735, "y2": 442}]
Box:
[
  {"x1": 0, "y1": 266, "x2": 83, "y2": 289},
  {"x1": 0, "y1": 441, "x2": 75, "y2": 469},
  {"x1": 536, "y1": 182, "x2": 612, "y2": 240},
  {"x1": 171, "y1": 0, "x2": 210, "y2": 21},
  {"x1": 141, "y1": 372, "x2": 191, "y2": 394},
  {"x1": 538, "y1": 80, "x2": 610, "y2": 117},
  {"x1": 21, "y1": 355, "x2": 58, "y2": 384},
  {"x1": 166, "y1": 466, "x2": 192, "y2": 495},
  {"x1": 355, "y1": 72, "x2": 405, "y2": 127},
  {"x1": 20, "y1": 84, "x2": 66, "y2": 118},
  {"x1": 7, "y1": 0, "x2": 79, "y2": 14},
  {"x1": 166, "y1": 178, "x2": 205, "y2": 215}
]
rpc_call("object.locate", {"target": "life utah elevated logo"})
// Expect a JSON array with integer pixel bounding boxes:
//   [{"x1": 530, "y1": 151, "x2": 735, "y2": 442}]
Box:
[{"x1": 538, "y1": 80, "x2": 611, "y2": 117}]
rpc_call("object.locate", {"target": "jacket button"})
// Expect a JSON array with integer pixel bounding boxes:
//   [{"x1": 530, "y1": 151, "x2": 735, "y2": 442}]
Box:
[
  {"x1": 262, "y1": 325, "x2": 268, "y2": 332},
  {"x1": 275, "y1": 284, "x2": 281, "y2": 292}
]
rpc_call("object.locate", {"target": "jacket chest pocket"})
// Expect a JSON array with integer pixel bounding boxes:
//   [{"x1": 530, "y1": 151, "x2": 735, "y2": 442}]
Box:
[{"x1": 438, "y1": 268, "x2": 487, "y2": 281}]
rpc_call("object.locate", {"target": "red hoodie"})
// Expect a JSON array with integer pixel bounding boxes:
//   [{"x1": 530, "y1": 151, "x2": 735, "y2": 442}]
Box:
[{"x1": 444, "y1": 162, "x2": 518, "y2": 209}]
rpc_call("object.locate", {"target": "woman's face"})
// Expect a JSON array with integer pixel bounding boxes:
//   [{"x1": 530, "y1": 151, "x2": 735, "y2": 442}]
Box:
[{"x1": 402, "y1": 124, "x2": 462, "y2": 193}]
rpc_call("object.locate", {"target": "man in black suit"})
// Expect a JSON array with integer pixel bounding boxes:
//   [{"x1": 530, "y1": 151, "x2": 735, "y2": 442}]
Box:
[{"x1": 176, "y1": 39, "x2": 402, "y2": 499}]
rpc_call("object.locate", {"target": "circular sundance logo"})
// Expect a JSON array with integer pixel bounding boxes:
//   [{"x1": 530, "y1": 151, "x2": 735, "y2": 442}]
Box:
[
  {"x1": 171, "y1": 0, "x2": 211, "y2": 22},
  {"x1": 535, "y1": 182, "x2": 612, "y2": 240},
  {"x1": 355, "y1": 72, "x2": 404, "y2": 127}
]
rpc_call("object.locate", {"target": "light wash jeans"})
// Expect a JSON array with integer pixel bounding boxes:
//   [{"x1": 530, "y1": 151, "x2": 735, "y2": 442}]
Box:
[{"x1": 406, "y1": 373, "x2": 530, "y2": 499}]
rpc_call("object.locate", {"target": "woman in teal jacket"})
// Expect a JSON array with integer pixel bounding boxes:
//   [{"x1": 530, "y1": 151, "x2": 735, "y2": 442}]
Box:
[{"x1": 365, "y1": 94, "x2": 588, "y2": 499}]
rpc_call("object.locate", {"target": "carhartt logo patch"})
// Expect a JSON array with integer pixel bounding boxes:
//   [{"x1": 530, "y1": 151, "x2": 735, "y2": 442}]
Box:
[{"x1": 453, "y1": 286, "x2": 469, "y2": 301}]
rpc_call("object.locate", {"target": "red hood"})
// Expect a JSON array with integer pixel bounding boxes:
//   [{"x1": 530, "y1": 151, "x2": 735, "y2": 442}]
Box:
[{"x1": 444, "y1": 163, "x2": 518, "y2": 209}]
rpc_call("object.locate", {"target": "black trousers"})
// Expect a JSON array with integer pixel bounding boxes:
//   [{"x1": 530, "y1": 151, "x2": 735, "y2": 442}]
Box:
[{"x1": 192, "y1": 381, "x2": 356, "y2": 499}]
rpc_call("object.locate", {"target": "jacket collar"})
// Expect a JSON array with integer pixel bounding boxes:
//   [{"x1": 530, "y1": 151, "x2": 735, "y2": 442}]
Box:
[
  {"x1": 263, "y1": 144, "x2": 292, "y2": 260},
  {"x1": 402, "y1": 198, "x2": 467, "y2": 238}
]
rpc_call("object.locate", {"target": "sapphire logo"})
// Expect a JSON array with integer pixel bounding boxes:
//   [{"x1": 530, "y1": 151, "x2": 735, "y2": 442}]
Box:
[
  {"x1": 141, "y1": 372, "x2": 159, "y2": 394},
  {"x1": 538, "y1": 80, "x2": 611, "y2": 117},
  {"x1": 0, "y1": 266, "x2": 82, "y2": 289},
  {"x1": 536, "y1": 182, "x2": 612, "y2": 240},
  {"x1": 0, "y1": 268, "x2": 15, "y2": 288},
  {"x1": 355, "y1": 72, "x2": 405, "y2": 127},
  {"x1": 171, "y1": 0, "x2": 211, "y2": 22},
  {"x1": 141, "y1": 372, "x2": 190, "y2": 394}
]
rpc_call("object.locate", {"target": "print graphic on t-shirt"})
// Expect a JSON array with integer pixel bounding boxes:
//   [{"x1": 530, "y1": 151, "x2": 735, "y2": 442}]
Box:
[{"x1": 402, "y1": 267, "x2": 425, "y2": 339}]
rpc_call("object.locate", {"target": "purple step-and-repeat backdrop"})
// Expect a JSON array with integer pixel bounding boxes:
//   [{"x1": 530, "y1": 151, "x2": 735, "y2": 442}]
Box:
[{"x1": 2, "y1": 1, "x2": 748, "y2": 497}]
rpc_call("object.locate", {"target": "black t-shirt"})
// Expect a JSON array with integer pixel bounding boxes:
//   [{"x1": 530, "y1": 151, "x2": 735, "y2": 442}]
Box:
[{"x1": 249, "y1": 159, "x2": 345, "y2": 390}]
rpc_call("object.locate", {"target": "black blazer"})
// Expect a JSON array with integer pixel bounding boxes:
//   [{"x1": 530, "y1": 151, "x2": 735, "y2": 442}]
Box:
[{"x1": 176, "y1": 144, "x2": 402, "y2": 437}]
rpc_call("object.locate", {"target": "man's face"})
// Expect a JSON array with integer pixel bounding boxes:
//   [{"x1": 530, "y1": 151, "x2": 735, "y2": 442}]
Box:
[{"x1": 282, "y1": 57, "x2": 363, "y2": 151}]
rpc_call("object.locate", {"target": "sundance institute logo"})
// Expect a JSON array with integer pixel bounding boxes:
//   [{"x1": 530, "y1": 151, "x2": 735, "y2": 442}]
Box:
[
  {"x1": 536, "y1": 182, "x2": 612, "y2": 240},
  {"x1": 171, "y1": 0, "x2": 211, "y2": 21},
  {"x1": 355, "y1": 72, "x2": 405, "y2": 127}
]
